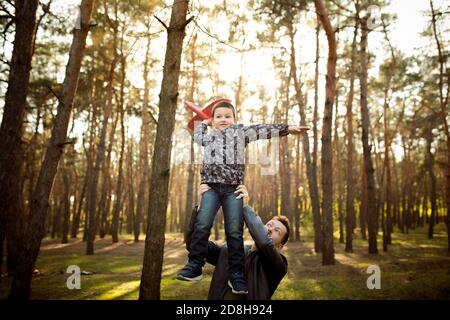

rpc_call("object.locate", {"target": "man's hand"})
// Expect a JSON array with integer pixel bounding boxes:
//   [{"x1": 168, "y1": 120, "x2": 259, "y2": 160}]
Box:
[
  {"x1": 288, "y1": 125, "x2": 309, "y2": 134},
  {"x1": 235, "y1": 185, "x2": 249, "y2": 206},
  {"x1": 198, "y1": 183, "x2": 211, "y2": 204}
]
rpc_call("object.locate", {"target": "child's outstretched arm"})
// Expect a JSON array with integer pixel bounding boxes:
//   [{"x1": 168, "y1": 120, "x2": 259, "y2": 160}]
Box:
[
  {"x1": 243, "y1": 124, "x2": 309, "y2": 144},
  {"x1": 287, "y1": 125, "x2": 309, "y2": 135}
]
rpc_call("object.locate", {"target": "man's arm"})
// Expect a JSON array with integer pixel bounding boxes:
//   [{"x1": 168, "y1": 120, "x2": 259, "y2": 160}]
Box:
[{"x1": 243, "y1": 206, "x2": 287, "y2": 275}]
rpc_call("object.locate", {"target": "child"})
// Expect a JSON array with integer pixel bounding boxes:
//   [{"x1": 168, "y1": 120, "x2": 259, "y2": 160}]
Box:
[{"x1": 177, "y1": 100, "x2": 308, "y2": 295}]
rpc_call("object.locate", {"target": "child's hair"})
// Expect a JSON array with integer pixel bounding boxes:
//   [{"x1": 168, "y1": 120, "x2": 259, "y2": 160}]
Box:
[{"x1": 212, "y1": 101, "x2": 236, "y2": 119}]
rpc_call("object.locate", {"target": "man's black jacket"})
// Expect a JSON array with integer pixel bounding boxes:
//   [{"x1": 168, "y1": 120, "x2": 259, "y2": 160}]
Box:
[{"x1": 185, "y1": 205, "x2": 288, "y2": 300}]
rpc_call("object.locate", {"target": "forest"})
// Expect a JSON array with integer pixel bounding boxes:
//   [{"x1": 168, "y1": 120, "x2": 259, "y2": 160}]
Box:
[{"x1": 0, "y1": 0, "x2": 449, "y2": 300}]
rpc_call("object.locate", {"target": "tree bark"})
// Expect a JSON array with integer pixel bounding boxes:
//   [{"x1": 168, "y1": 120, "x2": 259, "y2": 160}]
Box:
[
  {"x1": 314, "y1": 0, "x2": 337, "y2": 265},
  {"x1": 111, "y1": 52, "x2": 127, "y2": 243},
  {"x1": 289, "y1": 20, "x2": 322, "y2": 253},
  {"x1": 0, "y1": 0, "x2": 40, "y2": 278},
  {"x1": 345, "y1": 20, "x2": 358, "y2": 252},
  {"x1": 86, "y1": 16, "x2": 118, "y2": 254},
  {"x1": 359, "y1": 13, "x2": 378, "y2": 254},
  {"x1": 425, "y1": 127, "x2": 437, "y2": 239},
  {"x1": 139, "y1": 0, "x2": 192, "y2": 300},
  {"x1": 98, "y1": 110, "x2": 118, "y2": 239},
  {"x1": 9, "y1": 0, "x2": 96, "y2": 299},
  {"x1": 61, "y1": 155, "x2": 71, "y2": 244},
  {"x1": 429, "y1": 0, "x2": 450, "y2": 253},
  {"x1": 334, "y1": 92, "x2": 344, "y2": 244},
  {"x1": 135, "y1": 28, "x2": 153, "y2": 243},
  {"x1": 71, "y1": 174, "x2": 87, "y2": 238},
  {"x1": 183, "y1": 33, "x2": 197, "y2": 241}
]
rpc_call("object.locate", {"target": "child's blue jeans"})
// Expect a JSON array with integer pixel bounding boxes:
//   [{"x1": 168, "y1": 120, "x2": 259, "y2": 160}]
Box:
[{"x1": 188, "y1": 183, "x2": 244, "y2": 275}]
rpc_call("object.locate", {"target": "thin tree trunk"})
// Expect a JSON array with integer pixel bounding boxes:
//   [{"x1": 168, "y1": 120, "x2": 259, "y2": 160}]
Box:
[
  {"x1": 360, "y1": 158, "x2": 368, "y2": 240},
  {"x1": 360, "y1": 13, "x2": 378, "y2": 254},
  {"x1": 183, "y1": 33, "x2": 197, "y2": 241},
  {"x1": 295, "y1": 129, "x2": 302, "y2": 242},
  {"x1": 135, "y1": 27, "x2": 153, "y2": 243},
  {"x1": 345, "y1": 20, "x2": 358, "y2": 252},
  {"x1": 381, "y1": 19, "x2": 396, "y2": 247},
  {"x1": 111, "y1": 43, "x2": 127, "y2": 243},
  {"x1": 139, "y1": 0, "x2": 192, "y2": 300},
  {"x1": 98, "y1": 111, "x2": 118, "y2": 238},
  {"x1": 314, "y1": 0, "x2": 337, "y2": 265},
  {"x1": 61, "y1": 155, "x2": 71, "y2": 244},
  {"x1": 289, "y1": 20, "x2": 322, "y2": 253},
  {"x1": 425, "y1": 127, "x2": 437, "y2": 239},
  {"x1": 86, "y1": 15, "x2": 118, "y2": 254},
  {"x1": 127, "y1": 143, "x2": 135, "y2": 235},
  {"x1": 430, "y1": 0, "x2": 450, "y2": 254},
  {"x1": 71, "y1": 174, "x2": 87, "y2": 238},
  {"x1": 9, "y1": 0, "x2": 96, "y2": 299},
  {"x1": 334, "y1": 94, "x2": 344, "y2": 244}
]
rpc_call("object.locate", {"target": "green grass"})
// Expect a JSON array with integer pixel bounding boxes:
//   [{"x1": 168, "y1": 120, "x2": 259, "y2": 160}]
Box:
[{"x1": 1, "y1": 225, "x2": 449, "y2": 300}]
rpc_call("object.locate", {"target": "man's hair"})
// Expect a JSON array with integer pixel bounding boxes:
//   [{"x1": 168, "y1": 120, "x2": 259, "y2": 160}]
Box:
[
  {"x1": 212, "y1": 101, "x2": 236, "y2": 119},
  {"x1": 272, "y1": 215, "x2": 290, "y2": 245}
]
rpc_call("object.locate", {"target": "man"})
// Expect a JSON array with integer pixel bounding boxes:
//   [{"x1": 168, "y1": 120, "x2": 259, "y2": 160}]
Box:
[{"x1": 183, "y1": 184, "x2": 290, "y2": 300}]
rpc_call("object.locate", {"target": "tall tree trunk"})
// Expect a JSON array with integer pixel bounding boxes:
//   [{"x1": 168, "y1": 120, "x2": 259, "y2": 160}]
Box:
[
  {"x1": 61, "y1": 155, "x2": 71, "y2": 244},
  {"x1": 98, "y1": 111, "x2": 118, "y2": 238},
  {"x1": 334, "y1": 93, "x2": 344, "y2": 244},
  {"x1": 184, "y1": 33, "x2": 197, "y2": 241},
  {"x1": 86, "y1": 16, "x2": 118, "y2": 254},
  {"x1": 0, "y1": 0, "x2": 40, "y2": 278},
  {"x1": 314, "y1": 0, "x2": 337, "y2": 265},
  {"x1": 139, "y1": 0, "x2": 192, "y2": 300},
  {"x1": 127, "y1": 143, "x2": 135, "y2": 235},
  {"x1": 381, "y1": 19, "x2": 396, "y2": 247},
  {"x1": 135, "y1": 28, "x2": 153, "y2": 243},
  {"x1": 425, "y1": 127, "x2": 437, "y2": 239},
  {"x1": 9, "y1": 0, "x2": 96, "y2": 299},
  {"x1": 360, "y1": 159, "x2": 368, "y2": 240},
  {"x1": 430, "y1": 0, "x2": 450, "y2": 253},
  {"x1": 289, "y1": 20, "x2": 322, "y2": 253},
  {"x1": 360, "y1": 13, "x2": 378, "y2": 254},
  {"x1": 294, "y1": 129, "x2": 302, "y2": 242},
  {"x1": 71, "y1": 174, "x2": 87, "y2": 238},
  {"x1": 280, "y1": 53, "x2": 292, "y2": 227},
  {"x1": 345, "y1": 20, "x2": 358, "y2": 252},
  {"x1": 111, "y1": 44, "x2": 127, "y2": 243}
]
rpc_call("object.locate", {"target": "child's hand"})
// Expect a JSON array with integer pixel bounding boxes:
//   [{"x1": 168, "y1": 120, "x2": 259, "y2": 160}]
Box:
[
  {"x1": 235, "y1": 185, "x2": 249, "y2": 206},
  {"x1": 288, "y1": 125, "x2": 309, "y2": 134},
  {"x1": 202, "y1": 118, "x2": 212, "y2": 126}
]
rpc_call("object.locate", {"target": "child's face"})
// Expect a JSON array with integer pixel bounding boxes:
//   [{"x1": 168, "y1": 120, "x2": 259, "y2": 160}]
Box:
[{"x1": 212, "y1": 107, "x2": 235, "y2": 130}]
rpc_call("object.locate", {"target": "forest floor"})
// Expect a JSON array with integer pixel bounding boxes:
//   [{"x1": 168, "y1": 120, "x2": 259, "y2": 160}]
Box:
[{"x1": 1, "y1": 224, "x2": 449, "y2": 300}]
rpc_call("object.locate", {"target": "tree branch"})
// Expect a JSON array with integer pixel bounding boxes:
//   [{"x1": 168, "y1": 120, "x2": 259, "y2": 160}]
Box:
[
  {"x1": 154, "y1": 15, "x2": 168, "y2": 30},
  {"x1": 47, "y1": 85, "x2": 62, "y2": 102}
]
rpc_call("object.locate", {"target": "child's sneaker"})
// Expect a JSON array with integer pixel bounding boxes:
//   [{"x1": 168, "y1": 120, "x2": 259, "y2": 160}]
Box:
[
  {"x1": 177, "y1": 262, "x2": 203, "y2": 281},
  {"x1": 227, "y1": 272, "x2": 248, "y2": 294}
]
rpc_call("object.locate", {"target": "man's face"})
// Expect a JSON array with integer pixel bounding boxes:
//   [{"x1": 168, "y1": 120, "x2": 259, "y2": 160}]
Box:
[
  {"x1": 212, "y1": 107, "x2": 235, "y2": 130},
  {"x1": 265, "y1": 219, "x2": 287, "y2": 249}
]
